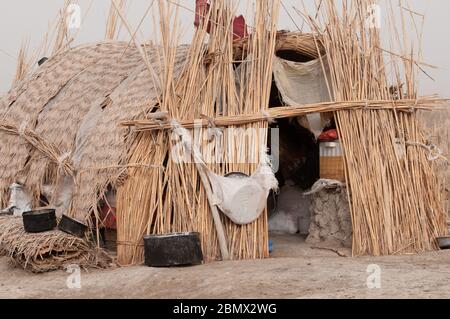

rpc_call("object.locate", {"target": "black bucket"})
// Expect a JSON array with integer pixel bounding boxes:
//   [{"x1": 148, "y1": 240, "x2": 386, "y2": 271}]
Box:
[
  {"x1": 58, "y1": 214, "x2": 88, "y2": 238},
  {"x1": 22, "y1": 209, "x2": 57, "y2": 233},
  {"x1": 144, "y1": 232, "x2": 203, "y2": 267},
  {"x1": 437, "y1": 236, "x2": 450, "y2": 250}
]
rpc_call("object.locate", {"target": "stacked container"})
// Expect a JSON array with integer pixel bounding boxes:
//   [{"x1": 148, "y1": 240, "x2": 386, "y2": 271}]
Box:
[{"x1": 319, "y1": 141, "x2": 345, "y2": 182}]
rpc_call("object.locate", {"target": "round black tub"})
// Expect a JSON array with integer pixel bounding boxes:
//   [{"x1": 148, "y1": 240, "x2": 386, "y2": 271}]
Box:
[
  {"x1": 144, "y1": 232, "x2": 203, "y2": 267},
  {"x1": 58, "y1": 214, "x2": 88, "y2": 238},
  {"x1": 437, "y1": 236, "x2": 450, "y2": 250},
  {"x1": 22, "y1": 209, "x2": 57, "y2": 233}
]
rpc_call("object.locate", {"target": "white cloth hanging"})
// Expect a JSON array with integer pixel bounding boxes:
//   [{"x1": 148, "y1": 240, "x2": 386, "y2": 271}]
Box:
[
  {"x1": 172, "y1": 120, "x2": 278, "y2": 225},
  {"x1": 273, "y1": 56, "x2": 333, "y2": 139}
]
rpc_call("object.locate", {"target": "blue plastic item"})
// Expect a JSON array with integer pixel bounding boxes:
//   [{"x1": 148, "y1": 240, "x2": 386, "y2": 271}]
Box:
[{"x1": 269, "y1": 240, "x2": 273, "y2": 253}]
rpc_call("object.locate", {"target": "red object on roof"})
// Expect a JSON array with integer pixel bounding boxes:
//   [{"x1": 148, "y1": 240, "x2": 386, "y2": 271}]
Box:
[
  {"x1": 194, "y1": 0, "x2": 248, "y2": 40},
  {"x1": 232, "y1": 15, "x2": 248, "y2": 39},
  {"x1": 194, "y1": 0, "x2": 210, "y2": 30},
  {"x1": 318, "y1": 129, "x2": 339, "y2": 142}
]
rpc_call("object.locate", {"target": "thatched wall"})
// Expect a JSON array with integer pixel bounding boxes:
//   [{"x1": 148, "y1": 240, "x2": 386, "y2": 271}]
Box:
[{"x1": 0, "y1": 42, "x2": 189, "y2": 222}]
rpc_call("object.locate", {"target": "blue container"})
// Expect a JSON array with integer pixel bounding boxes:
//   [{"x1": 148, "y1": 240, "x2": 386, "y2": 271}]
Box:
[{"x1": 269, "y1": 240, "x2": 273, "y2": 253}]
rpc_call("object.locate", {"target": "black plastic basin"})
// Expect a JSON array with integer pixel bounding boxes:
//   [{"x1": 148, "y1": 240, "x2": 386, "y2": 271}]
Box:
[
  {"x1": 58, "y1": 214, "x2": 88, "y2": 238},
  {"x1": 437, "y1": 236, "x2": 450, "y2": 250},
  {"x1": 22, "y1": 209, "x2": 57, "y2": 233},
  {"x1": 144, "y1": 232, "x2": 203, "y2": 267}
]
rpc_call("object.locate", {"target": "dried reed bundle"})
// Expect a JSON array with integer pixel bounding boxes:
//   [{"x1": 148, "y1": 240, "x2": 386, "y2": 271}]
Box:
[
  {"x1": 308, "y1": 0, "x2": 448, "y2": 256},
  {"x1": 8, "y1": 1, "x2": 81, "y2": 93},
  {"x1": 0, "y1": 217, "x2": 111, "y2": 273},
  {"x1": 12, "y1": 39, "x2": 31, "y2": 85},
  {"x1": 233, "y1": 31, "x2": 322, "y2": 61},
  {"x1": 52, "y1": 0, "x2": 73, "y2": 56},
  {"x1": 106, "y1": 0, "x2": 126, "y2": 40},
  {"x1": 175, "y1": 0, "x2": 278, "y2": 261},
  {"x1": 116, "y1": 0, "x2": 280, "y2": 265},
  {"x1": 116, "y1": 131, "x2": 168, "y2": 265},
  {"x1": 122, "y1": 98, "x2": 448, "y2": 132},
  {"x1": 0, "y1": 121, "x2": 75, "y2": 177},
  {"x1": 421, "y1": 108, "x2": 450, "y2": 215}
]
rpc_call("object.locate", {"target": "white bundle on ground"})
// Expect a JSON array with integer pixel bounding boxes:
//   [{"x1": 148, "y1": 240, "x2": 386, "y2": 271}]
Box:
[{"x1": 269, "y1": 182, "x2": 311, "y2": 234}]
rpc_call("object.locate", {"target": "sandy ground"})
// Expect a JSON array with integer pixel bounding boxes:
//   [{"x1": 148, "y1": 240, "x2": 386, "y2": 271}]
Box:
[{"x1": 1, "y1": 234, "x2": 450, "y2": 299}]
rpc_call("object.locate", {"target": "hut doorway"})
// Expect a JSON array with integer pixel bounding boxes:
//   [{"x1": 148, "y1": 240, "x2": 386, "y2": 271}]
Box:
[
  {"x1": 267, "y1": 77, "x2": 320, "y2": 240},
  {"x1": 266, "y1": 46, "x2": 336, "y2": 246},
  {"x1": 266, "y1": 48, "x2": 352, "y2": 253}
]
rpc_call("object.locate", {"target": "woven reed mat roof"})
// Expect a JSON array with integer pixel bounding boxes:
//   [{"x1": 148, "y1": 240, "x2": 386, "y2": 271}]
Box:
[
  {"x1": 0, "y1": 216, "x2": 111, "y2": 273},
  {"x1": 0, "y1": 42, "x2": 190, "y2": 220}
]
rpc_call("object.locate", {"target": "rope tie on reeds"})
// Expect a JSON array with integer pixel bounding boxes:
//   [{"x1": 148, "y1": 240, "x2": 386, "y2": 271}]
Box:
[
  {"x1": 55, "y1": 152, "x2": 77, "y2": 179},
  {"x1": 0, "y1": 120, "x2": 77, "y2": 178},
  {"x1": 18, "y1": 121, "x2": 29, "y2": 136},
  {"x1": 116, "y1": 240, "x2": 144, "y2": 247},
  {"x1": 57, "y1": 152, "x2": 71, "y2": 168},
  {"x1": 412, "y1": 99, "x2": 419, "y2": 113},
  {"x1": 262, "y1": 111, "x2": 276, "y2": 124},
  {"x1": 406, "y1": 141, "x2": 446, "y2": 162},
  {"x1": 200, "y1": 114, "x2": 217, "y2": 128},
  {"x1": 79, "y1": 163, "x2": 164, "y2": 174},
  {"x1": 201, "y1": 113, "x2": 223, "y2": 142}
]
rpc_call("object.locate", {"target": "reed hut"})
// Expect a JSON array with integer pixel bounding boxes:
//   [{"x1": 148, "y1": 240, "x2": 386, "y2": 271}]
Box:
[{"x1": 0, "y1": 0, "x2": 448, "y2": 269}]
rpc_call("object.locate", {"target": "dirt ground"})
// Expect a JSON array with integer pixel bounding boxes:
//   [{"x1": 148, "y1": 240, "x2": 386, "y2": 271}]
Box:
[{"x1": 1, "y1": 234, "x2": 450, "y2": 299}]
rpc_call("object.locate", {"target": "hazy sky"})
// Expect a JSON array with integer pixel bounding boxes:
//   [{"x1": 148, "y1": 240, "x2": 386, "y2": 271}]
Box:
[{"x1": 0, "y1": 0, "x2": 449, "y2": 97}]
